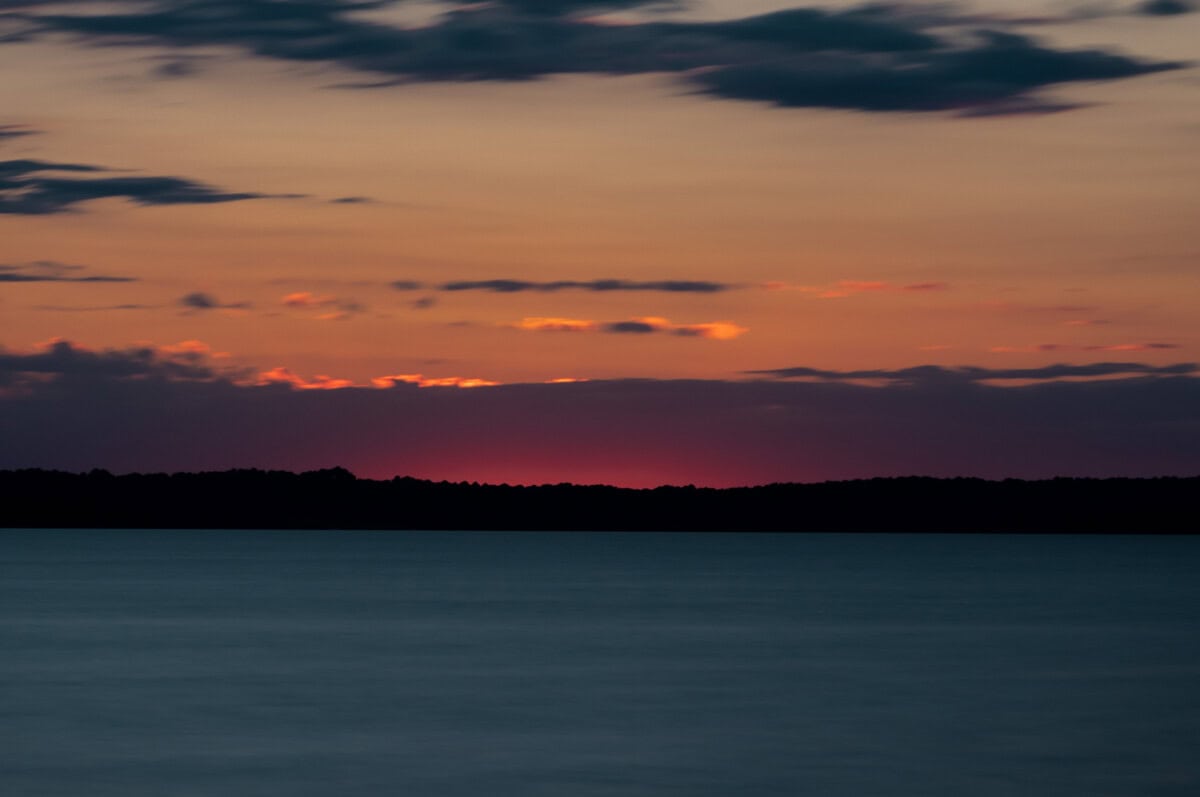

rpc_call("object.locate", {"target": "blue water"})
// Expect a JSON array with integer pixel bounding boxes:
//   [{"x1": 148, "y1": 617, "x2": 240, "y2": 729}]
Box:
[{"x1": 2, "y1": 530, "x2": 1198, "y2": 797}]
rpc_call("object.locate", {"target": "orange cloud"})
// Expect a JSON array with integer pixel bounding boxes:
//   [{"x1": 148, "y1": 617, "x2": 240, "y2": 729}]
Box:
[
  {"x1": 150, "y1": 339, "x2": 233, "y2": 362},
  {"x1": 281, "y1": 291, "x2": 336, "y2": 308},
  {"x1": 369, "y1": 373, "x2": 424, "y2": 388},
  {"x1": 371, "y1": 373, "x2": 500, "y2": 389},
  {"x1": 514, "y1": 317, "x2": 598, "y2": 332},
  {"x1": 250, "y1": 368, "x2": 503, "y2": 390},
  {"x1": 281, "y1": 292, "x2": 365, "y2": 320},
  {"x1": 257, "y1": 366, "x2": 353, "y2": 390},
  {"x1": 158, "y1": 339, "x2": 211, "y2": 356},
  {"x1": 671, "y1": 320, "x2": 749, "y2": 340},
  {"x1": 514, "y1": 316, "x2": 747, "y2": 340}
]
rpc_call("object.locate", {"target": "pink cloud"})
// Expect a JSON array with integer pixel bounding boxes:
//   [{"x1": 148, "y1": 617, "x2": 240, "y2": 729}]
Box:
[{"x1": 514, "y1": 316, "x2": 748, "y2": 340}]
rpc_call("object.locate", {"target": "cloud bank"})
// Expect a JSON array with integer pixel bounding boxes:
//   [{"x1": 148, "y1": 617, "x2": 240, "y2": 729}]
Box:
[{"x1": 1, "y1": 340, "x2": 1196, "y2": 486}]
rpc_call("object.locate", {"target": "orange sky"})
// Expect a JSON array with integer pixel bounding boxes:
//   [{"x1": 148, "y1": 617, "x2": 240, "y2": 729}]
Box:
[{"x1": 1, "y1": 0, "x2": 1197, "y2": 483}]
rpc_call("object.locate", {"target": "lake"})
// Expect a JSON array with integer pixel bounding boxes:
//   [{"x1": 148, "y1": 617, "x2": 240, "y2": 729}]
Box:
[{"x1": 2, "y1": 530, "x2": 1198, "y2": 796}]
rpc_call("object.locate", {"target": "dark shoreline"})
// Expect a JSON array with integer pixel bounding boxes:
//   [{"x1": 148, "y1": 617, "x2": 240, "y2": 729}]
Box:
[{"x1": 1, "y1": 468, "x2": 1196, "y2": 533}]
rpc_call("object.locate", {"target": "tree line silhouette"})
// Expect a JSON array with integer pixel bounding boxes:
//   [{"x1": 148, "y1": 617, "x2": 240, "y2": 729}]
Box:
[{"x1": 0, "y1": 468, "x2": 1195, "y2": 532}]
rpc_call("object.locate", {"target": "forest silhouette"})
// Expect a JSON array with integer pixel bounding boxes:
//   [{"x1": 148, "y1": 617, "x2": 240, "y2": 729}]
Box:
[{"x1": 1, "y1": 469, "x2": 1195, "y2": 532}]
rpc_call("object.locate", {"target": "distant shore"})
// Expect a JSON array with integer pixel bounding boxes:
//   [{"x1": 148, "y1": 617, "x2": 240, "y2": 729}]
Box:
[{"x1": 1, "y1": 468, "x2": 1196, "y2": 533}]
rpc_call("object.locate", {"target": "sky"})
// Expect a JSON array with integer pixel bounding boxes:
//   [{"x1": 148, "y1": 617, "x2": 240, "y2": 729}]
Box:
[{"x1": 1, "y1": 0, "x2": 1198, "y2": 486}]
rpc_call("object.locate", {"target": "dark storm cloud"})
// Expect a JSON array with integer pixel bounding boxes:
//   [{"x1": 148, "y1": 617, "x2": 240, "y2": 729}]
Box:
[
  {"x1": 179, "y1": 291, "x2": 250, "y2": 310},
  {"x1": 0, "y1": 347, "x2": 1197, "y2": 482},
  {"x1": 0, "y1": 158, "x2": 283, "y2": 215},
  {"x1": 748, "y1": 362, "x2": 1198, "y2": 383},
  {"x1": 691, "y1": 30, "x2": 1177, "y2": 112},
  {"x1": 439, "y1": 278, "x2": 733, "y2": 293},
  {"x1": 686, "y1": 7, "x2": 939, "y2": 52},
  {"x1": 465, "y1": 0, "x2": 677, "y2": 15},
  {"x1": 0, "y1": 261, "x2": 136, "y2": 283},
  {"x1": 1140, "y1": 0, "x2": 1194, "y2": 15},
  {"x1": 16, "y1": 1, "x2": 1180, "y2": 114}
]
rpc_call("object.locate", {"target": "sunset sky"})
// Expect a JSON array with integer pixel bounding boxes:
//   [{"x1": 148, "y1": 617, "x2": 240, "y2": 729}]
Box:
[{"x1": 2, "y1": 0, "x2": 1198, "y2": 486}]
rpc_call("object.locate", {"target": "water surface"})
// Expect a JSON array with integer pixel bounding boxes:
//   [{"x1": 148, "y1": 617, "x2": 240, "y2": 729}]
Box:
[{"x1": 2, "y1": 530, "x2": 1198, "y2": 796}]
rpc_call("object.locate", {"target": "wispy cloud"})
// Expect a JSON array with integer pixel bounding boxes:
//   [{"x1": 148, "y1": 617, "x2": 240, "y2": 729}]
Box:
[
  {"x1": 764, "y1": 279, "x2": 949, "y2": 298},
  {"x1": 439, "y1": 278, "x2": 734, "y2": 294},
  {"x1": 0, "y1": 260, "x2": 136, "y2": 283},
  {"x1": 989, "y1": 342, "x2": 1179, "y2": 354},
  {"x1": 34, "y1": 303, "x2": 157, "y2": 312},
  {"x1": 0, "y1": 124, "x2": 38, "y2": 141},
  {"x1": 0, "y1": 157, "x2": 292, "y2": 215},
  {"x1": 988, "y1": 344, "x2": 1072, "y2": 353},
  {"x1": 1085, "y1": 342, "x2": 1181, "y2": 352}
]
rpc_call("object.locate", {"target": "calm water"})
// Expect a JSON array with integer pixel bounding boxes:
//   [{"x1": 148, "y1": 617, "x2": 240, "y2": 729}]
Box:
[{"x1": 2, "y1": 530, "x2": 1199, "y2": 797}]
